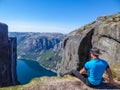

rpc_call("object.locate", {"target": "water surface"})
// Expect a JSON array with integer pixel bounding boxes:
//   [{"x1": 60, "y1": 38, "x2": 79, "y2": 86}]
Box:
[{"x1": 17, "y1": 59, "x2": 57, "y2": 84}]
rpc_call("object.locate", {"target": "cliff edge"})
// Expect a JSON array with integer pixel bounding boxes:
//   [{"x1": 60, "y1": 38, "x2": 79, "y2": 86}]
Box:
[
  {"x1": 0, "y1": 22, "x2": 18, "y2": 87},
  {"x1": 1, "y1": 75, "x2": 120, "y2": 90}
]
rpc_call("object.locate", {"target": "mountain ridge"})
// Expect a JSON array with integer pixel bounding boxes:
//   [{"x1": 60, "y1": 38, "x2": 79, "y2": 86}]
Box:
[{"x1": 9, "y1": 32, "x2": 64, "y2": 71}]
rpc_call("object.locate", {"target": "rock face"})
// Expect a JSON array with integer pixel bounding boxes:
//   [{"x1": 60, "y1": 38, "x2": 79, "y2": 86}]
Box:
[
  {"x1": 92, "y1": 14, "x2": 120, "y2": 63},
  {"x1": 0, "y1": 23, "x2": 18, "y2": 87},
  {"x1": 59, "y1": 13, "x2": 120, "y2": 73}
]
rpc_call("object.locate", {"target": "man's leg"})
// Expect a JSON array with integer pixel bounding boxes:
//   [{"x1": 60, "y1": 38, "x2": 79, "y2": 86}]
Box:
[
  {"x1": 71, "y1": 70, "x2": 95, "y2": 87},
  {"x1": 63, "y1": 70, "x2": 87, "y2": 83},
  {"x1": 62, "y1": 70, "x2": 95, "y2": 87}
]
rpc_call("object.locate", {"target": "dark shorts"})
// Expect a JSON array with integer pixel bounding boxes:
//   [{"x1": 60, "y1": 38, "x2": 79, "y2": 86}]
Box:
[{"x1": 63, "y1": 70, "x2": 99, "y2": 87}]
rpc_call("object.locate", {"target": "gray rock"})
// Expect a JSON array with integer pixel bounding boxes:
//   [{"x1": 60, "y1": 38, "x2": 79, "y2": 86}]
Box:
[
  {"x1": 92, "y1": 15, "x2": 120, "y2": 63},
  {"x1": 60, "y1": 35, "x2": 83, "y2": 72},
  {"x1": 0, "y1": 22, "x2": 18, "y2": 87},
  {"x1": 59, "y1": 13, "x2": 120, "y2": 73}
]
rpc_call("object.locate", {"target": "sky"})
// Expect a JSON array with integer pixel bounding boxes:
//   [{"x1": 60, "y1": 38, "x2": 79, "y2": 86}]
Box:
[{"x1": 0, "y1": 0, "x2": 120, "y2": 34}]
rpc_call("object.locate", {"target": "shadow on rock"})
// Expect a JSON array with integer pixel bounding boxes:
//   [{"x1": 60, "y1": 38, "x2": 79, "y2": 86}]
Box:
[{"x1": 93, "y1": 82, "x2": 120, "y2": 89}]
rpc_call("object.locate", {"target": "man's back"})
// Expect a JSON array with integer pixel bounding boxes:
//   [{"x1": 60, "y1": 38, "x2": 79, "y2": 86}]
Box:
[{"x1": 85, "y1": 58, "x2": 109, "y2": 85}]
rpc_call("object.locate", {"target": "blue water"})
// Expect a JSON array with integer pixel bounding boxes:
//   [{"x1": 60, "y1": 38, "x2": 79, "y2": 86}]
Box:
[{"x1": 17, "y1": 59, "x2": 57, "y2": 84}]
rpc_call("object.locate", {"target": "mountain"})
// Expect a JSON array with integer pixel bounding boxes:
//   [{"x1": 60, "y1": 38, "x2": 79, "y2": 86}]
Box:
[
  {"x1": 58, "y1": 13, "x2": 120, "y2": 81},
  {"x1": 9, "y1": 32, "x2": 64, "y2": 71}
]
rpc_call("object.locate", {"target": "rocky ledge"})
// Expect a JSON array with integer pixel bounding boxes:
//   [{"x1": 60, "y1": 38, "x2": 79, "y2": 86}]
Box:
[{"x1": 1, "y1": 75, "x2": 120, "y2": 90}]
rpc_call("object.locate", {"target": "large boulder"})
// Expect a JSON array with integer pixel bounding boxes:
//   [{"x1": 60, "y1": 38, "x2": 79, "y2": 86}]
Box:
[
  {"x1": 92, "y1": 14, "x2": 120, "y2": 63},
  {"x1": 59, "y1": 13, "x2": 120, "y2": 73}
]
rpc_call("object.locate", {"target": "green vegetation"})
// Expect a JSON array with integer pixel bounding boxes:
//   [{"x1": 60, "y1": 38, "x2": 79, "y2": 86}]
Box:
[
  {"x1": 18, "y1": 49, "x2": 62, "y2": 71},
  {"x1": 105, "y1": 17, "x2": 120, "y2": 24},
  {"x1": 76, "y1": 21, "x2": 95, "y2": 35},
  {"x1": 0, "y1": 75, "x2": 73, "y2": 90},
  {"x1": 9, "y1": 32, "x2": 63, "y2": 72},
  {"x1": 113, "y1": 17, "x2": 120, "y2": 22},
  {"x1": 0, "y1": 85, "x2": 22, "y2": 90},
  {"x1": 76, "y1": 28, "x2": 85, "y2": 34},
  {"x1": 110, "y1": 64, "x2": 120, "y2": 81},
  {"x1": 38, "y1": 50, "x2": 62, "y2": 71},
  {"x1": 40, "y1": 50, "x2": 54, "y2": 60},
  {"x1": 105, "y1": 18, "x2": 113, "y2": 24}
]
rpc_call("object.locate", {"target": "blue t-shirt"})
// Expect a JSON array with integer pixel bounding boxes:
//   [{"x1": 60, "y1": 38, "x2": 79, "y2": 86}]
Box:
[{"x1": 84, "y1": 58, "x2": 109, "y2": 85}]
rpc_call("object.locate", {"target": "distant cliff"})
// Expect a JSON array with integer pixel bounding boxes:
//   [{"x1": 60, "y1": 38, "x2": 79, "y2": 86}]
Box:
[
  {"x1": 9, "y1": 32, "x2": 64, "y2": 71},
  {"x1": 59, "y1": 13, "x2": 120, "y2": 74},
  {"x1": 0, "y1": 23, "x2": 18, "y2": 87}
]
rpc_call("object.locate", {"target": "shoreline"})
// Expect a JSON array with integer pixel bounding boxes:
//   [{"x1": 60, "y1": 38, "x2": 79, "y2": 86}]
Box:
[{"x1": 17, "y1": 58, "x2": 57, "y2": 75}]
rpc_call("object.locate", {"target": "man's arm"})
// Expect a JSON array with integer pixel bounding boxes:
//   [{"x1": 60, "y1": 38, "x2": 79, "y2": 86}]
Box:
[
  {"x1": 79, "y1": 68, "x2": 87, "y2": 74},
  {"x1": 106, "y1": 67, "x2": 114, "y2": 84}
]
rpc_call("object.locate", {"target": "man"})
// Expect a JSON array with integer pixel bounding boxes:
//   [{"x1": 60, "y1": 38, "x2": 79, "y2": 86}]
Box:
[{"x1": 62, "y1": 47, "x2": 114, "y2": 87}]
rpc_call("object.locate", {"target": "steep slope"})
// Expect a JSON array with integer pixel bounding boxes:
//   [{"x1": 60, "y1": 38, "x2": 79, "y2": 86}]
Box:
[
  {"x1": 59, "y1": 12, "x2": 120, "y2": 82},
  {"x1": 9, "y1": 32, "x2": 64, "y2": 71}
]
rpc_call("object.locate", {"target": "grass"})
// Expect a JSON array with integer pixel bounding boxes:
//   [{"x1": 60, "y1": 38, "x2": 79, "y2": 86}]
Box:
[
  {"x1": 75, "y1": 22, "x2": 94, "y2": 35},
  {"x1": 0, "y1": 75, "x2": 74, "y2": 90},
  {"x1": 0, "y1": 85, "x2": 22, "y2": 90},
  {"x1": 0, "y1": 78, "x2": 43, "y2": 90},
  {"x1": 110, "y1": 64, "x2": 120, "y2": 81}
]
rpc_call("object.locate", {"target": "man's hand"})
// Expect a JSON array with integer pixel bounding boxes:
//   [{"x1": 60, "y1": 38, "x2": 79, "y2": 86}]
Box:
[{"x1": 79, "y1": 68, "x2": 86, "y2": 74}]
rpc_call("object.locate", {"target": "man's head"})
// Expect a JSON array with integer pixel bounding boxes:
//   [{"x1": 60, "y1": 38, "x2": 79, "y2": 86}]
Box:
[{"x1": 90, "y1": 47, "x2": 101, "y2": 58}]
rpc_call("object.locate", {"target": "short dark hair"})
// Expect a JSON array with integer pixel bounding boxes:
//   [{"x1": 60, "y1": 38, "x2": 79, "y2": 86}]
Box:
[{"x1": 90, "y1": 47, "x2": 101, "y2": 56}]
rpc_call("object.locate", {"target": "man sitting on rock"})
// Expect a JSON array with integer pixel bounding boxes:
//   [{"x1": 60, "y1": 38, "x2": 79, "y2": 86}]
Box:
[{"x1": 62, "y1": 47, "x2": 114, "y2": 87}]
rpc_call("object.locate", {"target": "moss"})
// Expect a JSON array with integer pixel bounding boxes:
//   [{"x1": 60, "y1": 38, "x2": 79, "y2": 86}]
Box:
[
  {"x1": 75, "y1": 21, "x2": 95, "y2": 35},
  {"x1": 113, "y1": 17, "x2": 120, "y2": 22},
  {"x1": 75, "y1": 28, "x2": 84, "y2": 34},
  {"x1": 111, "y1": 69, "x2": 117, "y2": 78},
  {"x1": 110, "y1": 64, "x2": 120, "y2": 69},
  {"x1": 105, "y1": 18, "x2": 113, "y2": 24},
  {"x1": 84, "y1": 24, "x2": 93, "y2": 30},
  {"x1": 104, "y1": 64, "x2": 120, "y2": 81},
  {"x1": 0, "y1": 85, "x2": 22, "y2": 90},
  {"x1": 21, "y1": 76, "x2": 75, "y2": 89},
  {"x1": 103, "y1": 13, "x2": 120, "y2": 24},
  {"x1": 110, "y1": 64, "x2": 120, "y2": 81}
]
